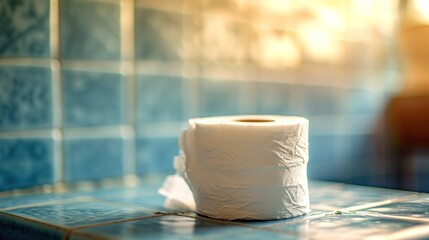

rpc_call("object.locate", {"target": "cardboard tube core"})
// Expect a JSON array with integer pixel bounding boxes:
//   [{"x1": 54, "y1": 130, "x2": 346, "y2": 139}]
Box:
[{"x1": 235, "y1": 119, "x2": 275, "y2": 123}]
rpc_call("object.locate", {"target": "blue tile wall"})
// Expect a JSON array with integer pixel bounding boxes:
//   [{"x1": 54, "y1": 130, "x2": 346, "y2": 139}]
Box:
[
  {"x1": 137, "y1": 74, "x2": 185, "y2": 122},
  {"x1": 0, "y1": 0, "x2": 404, "y2": 191},
  {"x1": 63, "y1": 138, "x2": 124, "y2": 182},
  {"x1": 0, "y1": 0, "x2": 50, "y2": 57},
  {"x1": 60, "y1": 0, "x2": 120, "y2": 60},
  {"x1": 0, "y1": 66, "x2": 52, "y2": 131},
  {"x1": 62, "y1": 70, "x2": 123, "y2": 127},
  {"x1": 135, "y1": 8, "x2": 183, "y2": 60},
  {"x1": 0, "y1": 138, "x2": 54, "y2": 191},
  {"x1": 201, "y1": 79, "x2": 242, "y2": 117},
  {"x1": 136, "y1": 137, "x2": 179, "y2": 174}
]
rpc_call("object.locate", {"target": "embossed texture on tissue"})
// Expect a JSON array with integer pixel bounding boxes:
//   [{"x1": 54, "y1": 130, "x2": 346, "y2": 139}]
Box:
[{"x1": 162, "y1": 116, "x2": 310, "y2": 220}]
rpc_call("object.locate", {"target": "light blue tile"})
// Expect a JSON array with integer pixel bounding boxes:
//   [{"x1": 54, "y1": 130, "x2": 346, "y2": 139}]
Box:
[
  {"x1": 309, "y1": 183, "x2": 415, "y2": 211},
  {"x1": 0, "y1": 138, "x2": 54, "y2": 191},
  {"x1": 6, "y1": 200, "x2": 155, "y2": 227},
  {"x1": 300, "y1": 85, "x2": 339, "y2": 115},
  {"x1": 307, "y1": 135, "x2": 335, "y2": 179},
  {"x1": 0, "y1": 0, "x2": 50, "y2": 57},
  {"x1": 367, "y1": 196, "x2": 429, "y2": 219},
  {"x1": 257, "y1": 82, "x2": 293, "y2": 115},
  {"x1": 201, "y1": 79, "x2": 241, "y2": 117},
  {"x1": 137, "y1": 75, "x2": 185, "y2": 122},
  {"x1": 64, "y1": 138, "x2": 125, "y2": 182},
  {"x1": 60, "y1": 0, "x2": 120, "y2": 60},
  {"x1": 136, "y1": 137, "x2": 178, "y2": 174},
  {"x1": 0, "y1": 212, "x2": 66, "y2": 240},
  {"x1": 344, "y1": 88, "x2": 384, "y2": 114},
  {"x1": 62, "y1": 70, "x2": 123, "y2": 127},
  {"x1": 92, "y1": 186, "x2": 167, "y2": 211},
  {"x1": 72, "y1": 215, "x2": 259, "y2": 240},
  {"x1": 135, "y1": 8, "x2": 183, "y2": 60},
  {"x1": 334, "y1": 134, "x2": 373, "y2": 160},
  {"x1": 271, "y1": 212, "x2": 424, "y2": 239},
  {"x1": 0, "y1": 66, "x2": 52, "y2": 131}
]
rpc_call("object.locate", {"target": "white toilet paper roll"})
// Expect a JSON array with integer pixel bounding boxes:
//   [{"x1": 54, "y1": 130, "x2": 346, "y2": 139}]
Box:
[{"x1": 160, "y1": 115, "x2": 310, "y2": 220}]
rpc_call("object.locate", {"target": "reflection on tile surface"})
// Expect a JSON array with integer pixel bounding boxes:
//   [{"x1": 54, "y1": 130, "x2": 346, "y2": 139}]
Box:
[
  {"x1": 6, "y1": 200, "x2": 154, "y2": 227},
  {"x1": 271, "y1": 213, "x2": 424, "y2": 239},
  {"x1": 0, "y1": 192, "x2": 71, "y2": 210},
  {"x1": 136, "y1": 137, "x2": 178, "y2": 174},
  {"x1": 0, "y1": 66, "x2": 52, "y2": 131},
  {"x1": 137, "y1": 75, "x2": 185, "y2": 122},
  {"x1": 0, "y1": 138, "x2": 54, "y2": 191},
  {"x1": 201, "y1": 79, "x2": 241, "y2": 117},
  {"x1": 0, "y1": 0, "x2": 50, "y2": 57},
  {"x1": 367, "y1": 197, "x2": 429, "y2": 219},
  {"x1": 135, "y1": 8, "x2": 183, "y2": 60},
  {"x1": 74, "y1": 215, "x2": 249, "y2": 240},
  {"x1": 308, "y1": 182, "x2": 415, "y2": 211},
  {"x1": 62, "y1": 70, "x2": 123, "y2": 127},
  {"x1": 64, "y1": 138, "x2": 125, "y2": 182},
  {"x1": 60, "y1": 0, "x2": 120, "y2": 60}
]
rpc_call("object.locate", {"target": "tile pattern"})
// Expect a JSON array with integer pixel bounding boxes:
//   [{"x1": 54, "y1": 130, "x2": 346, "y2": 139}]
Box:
[
  {"x1": 135, "y1": 8, "x2": 183, "y2": 60},
  {"x1": 62, "y1": 70, "x2": 123, "y2": 127},
  {"x1": 0, "y1": 180, "x2": 428, "y2": 240},
  {"x1": 0, "y1": 66, "x2": 52, "y2": 131},
  {"x1": 60, "y1": 0, "x2": 120, "y2": 60},
  {"x1": 136, "y1": 74, "x2": 185, "y2": 122},
  {"x1": 0, "y1": 138, "x2": 54, "y2": 191},
  {"x1": 0, "y1": 0, "x2": 50, "y2": 57},
  {"x1": 136, "y1": 137, "x2": 179, "y2": 174},
  {"x1": 63, "y1": 138, "x2": 125, "y2": 182},
  {"x1": 200, "y1": 79, "x2": 242, "y2": 117}
]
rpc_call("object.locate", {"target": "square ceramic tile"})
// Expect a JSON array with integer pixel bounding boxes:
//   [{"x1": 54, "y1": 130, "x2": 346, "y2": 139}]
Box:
[
  {"x1": 366, "y1": 196, "x2": 429, "y2": 219},
  {"x1": 62, "y1": 70, "x2": 123, "y2": 127},
  {"x1": 60, "y1": 0, "x2": 120, "y2": 60},
  {"x1": 135, "y1": 8, "x2": 183, "y2": 60},
  {"x1": 0, "y1": 212, "x2": 66, "y2": 240},
  {"x1": 344, "y1": 88, "x2": 384, "y2": 114},
  {"x1": 308, "y1": 183, "x2": 415, "y2": 211},
  {"x1": 136, "y1": 74, "x2": 185, "y2": 122},
  {"x1": 256, "y1": 82, "x2": 293, "y2": 115},
  {"x1": 63, "y1": 138, "x2": 125, "y2": 182},
  {"x1": 0, "y1": 0, "x2": 50, "y2": 57},
  {"x1": 200, "y1": 79, "x2": 242, "y2": 117},
  {"x1": 5, "y1": 199, "x2": 155, "y2": 227},
  {"x1": 72, "y1": 215, "x2": 256, "y2": 240},
  {"x1": 0, "y1": 138, "x2": 54, "y2": 191},
  {"x1": 136, "y1": 137, "x2": 178, "y2": 174},
  {"x1": 0, "y1": 66, "x2": 52, "y2": 131},
  {"x1": 0, "y1": 192, "x2": 73, "y2": 210},
  {"x1": 299, "y1": 85, "x2": 339, "y2": 115},
  {"x1": 270, "y1": 212, "x2": 425, "y2": 239}
]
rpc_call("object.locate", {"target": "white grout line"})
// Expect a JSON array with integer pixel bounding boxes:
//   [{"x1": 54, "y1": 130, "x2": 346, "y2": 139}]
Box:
[
  {"x1": 0, "y1": 129, "x2": 55, "y2": 138},
  {"x1": 0, "y1": 58, "x2": 52, "y2": 66},
  {"x1": 62, "y1": 125, "x2": 132, "y2": 139}
]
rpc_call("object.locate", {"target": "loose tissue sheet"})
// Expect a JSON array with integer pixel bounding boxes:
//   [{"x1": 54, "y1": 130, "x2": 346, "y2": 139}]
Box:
[{"x1": 159, "y1": 115, "x2": 310, "y2": 220}]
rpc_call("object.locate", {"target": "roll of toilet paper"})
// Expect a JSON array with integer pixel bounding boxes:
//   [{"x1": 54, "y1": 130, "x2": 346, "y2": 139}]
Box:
[{"x1": 159, "y1": 115, "x2": 310, "y2": 220}]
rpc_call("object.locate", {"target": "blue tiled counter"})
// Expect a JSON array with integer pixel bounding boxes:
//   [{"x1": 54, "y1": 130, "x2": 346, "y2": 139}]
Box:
[{"x1": 1, "y1": 180, "x2": 428, "y2": 240}]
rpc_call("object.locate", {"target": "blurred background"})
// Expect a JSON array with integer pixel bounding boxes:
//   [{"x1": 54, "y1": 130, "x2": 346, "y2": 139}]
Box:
[{"x1": 1, "y1": 0, "x2": 429, "y2": 192}]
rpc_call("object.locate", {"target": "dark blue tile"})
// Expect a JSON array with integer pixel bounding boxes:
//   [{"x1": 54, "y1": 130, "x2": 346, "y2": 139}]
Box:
[
  {"x1": 137, "y1": 75, "x2": 185, "y2": 122},
  {"x1": 256, "y1": 82, "x2": 293, "y2": 115},
  {"x1": 62, "y1": 70, "x2": 123, "y2": 127},
  {"x1": 5, "y1": 200, "x2": 155, "y2": 227},
  {"x1": 270, "y1": 213, "x2": 424, "y2": 239},
  {"x1": 0, "y1": 66, "x2": 52, "y2": 131},
  {"x1": 60, "y1": 0, "x2": 120, "y2": 60},
  {"x1": 0, "y1": 138, "x2": 54, "y2": 191},
  {"x1": 63, "y1": 138, "x2": 125, "y2": 182},
  {"x1": 136, "y1": 137, "x2": 178, "y2": 174},
  {"x1": 367, "y1": 196, "x2": 429, "y2": 219},
  {"x1": 0, "y1": 212, "x2": 66, "y2": 240},
  {"x1": 72, "y1": 215, "x2": 260, "y2": 240},
  {"x1": 201, "y1": 79, "x2": 241, "y2": 117},
  {"x1": 0, "y1": 0, "x2": 50, "y2": 57},
  {"x1": 135, "y1": 8, "x2": 183, "y2": 60}
]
